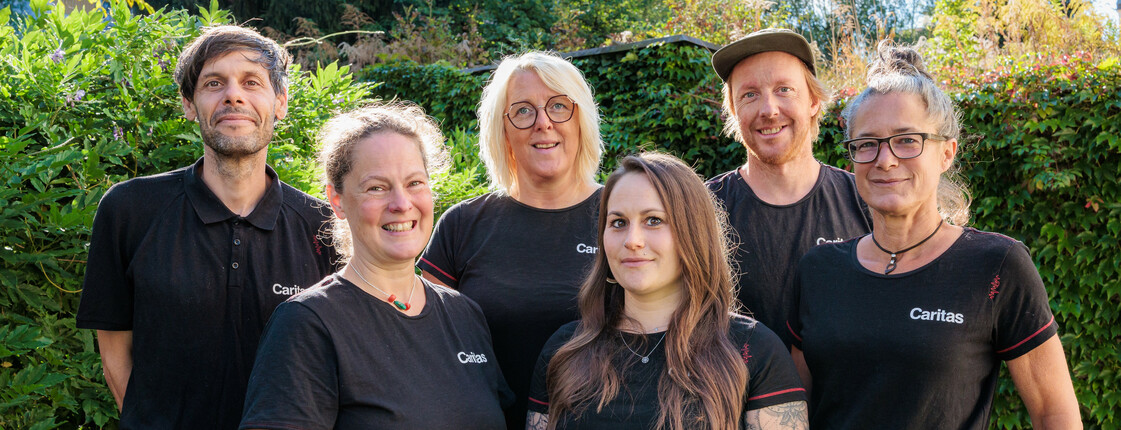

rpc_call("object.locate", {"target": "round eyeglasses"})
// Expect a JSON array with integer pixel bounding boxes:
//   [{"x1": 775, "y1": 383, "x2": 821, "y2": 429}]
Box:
[
  {"x1": 841, "y1": 132, "x2": 948, "y2": 163},
  {"x1": 505, "y1": 95, "x2": 576, "y2": 130}
]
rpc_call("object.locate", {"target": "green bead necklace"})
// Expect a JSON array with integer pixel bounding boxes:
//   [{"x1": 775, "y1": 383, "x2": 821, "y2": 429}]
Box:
[{"x1": 352, "y1": 268, "x2": 417, "y2": 311}]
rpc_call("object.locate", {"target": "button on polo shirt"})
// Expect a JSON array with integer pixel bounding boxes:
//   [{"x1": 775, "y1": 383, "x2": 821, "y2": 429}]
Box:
[{"x1": 78, "y1": 158, "x2": 338, "y2": 430}]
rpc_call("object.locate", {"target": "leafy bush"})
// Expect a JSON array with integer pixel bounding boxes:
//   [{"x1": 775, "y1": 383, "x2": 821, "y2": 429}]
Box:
[
  {"x1": 947, "y1": 53, "x2": 1121, "y2": 429},
  {"x1": 928, "y1": 0, "x2": 1120, "y2": 75},
  {"x1": 357, "y1": 60, "x2": 486, "y2": 131},
  {"x1": 0, "y1": 1, "x2": 373, "y2": 427},
  {"x1": 362, "y1": 40, "x2": 1119, "y2": 428},
  {"x1": 432, "y1": 128, "x2": 489, "y2": 219},
  {"x1": 576, "y1": 42, "x2": 739, "y2": 176}
]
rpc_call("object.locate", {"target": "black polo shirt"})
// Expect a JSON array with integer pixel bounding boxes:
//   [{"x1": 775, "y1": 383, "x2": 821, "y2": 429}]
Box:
[{"x1": 77, "y1": 158, "x2": 339, "y2": 430}]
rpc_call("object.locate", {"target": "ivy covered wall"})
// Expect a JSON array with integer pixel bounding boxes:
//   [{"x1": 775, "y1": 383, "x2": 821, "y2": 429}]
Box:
[{"x1": 362, "y1": 42, "x2": 1121, "y2": 429}]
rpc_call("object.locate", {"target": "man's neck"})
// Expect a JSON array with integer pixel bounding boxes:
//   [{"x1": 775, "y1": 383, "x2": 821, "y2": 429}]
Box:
[
  {"x1": 200, "y1": 150, "x2": 270, "y2": 217},
  {"x1": 740, "y1": 152, "x2": 821, "y2": 206}
]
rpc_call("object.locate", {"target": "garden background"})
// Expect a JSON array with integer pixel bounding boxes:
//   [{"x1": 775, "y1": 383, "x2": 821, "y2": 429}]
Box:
[{"x1": 0, "y1": 0, "x2": 1119, "y2": 428}]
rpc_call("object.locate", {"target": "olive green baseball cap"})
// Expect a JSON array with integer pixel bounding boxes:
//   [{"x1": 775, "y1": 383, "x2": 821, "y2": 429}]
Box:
[{"x1": 711, "y1": 28, "x2": 816, "y2": 81}]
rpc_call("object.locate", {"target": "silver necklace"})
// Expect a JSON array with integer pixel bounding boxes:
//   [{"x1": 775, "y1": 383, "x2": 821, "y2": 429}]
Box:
[
  {"x1": 352, "y1": 268, "x2": 417, "y2": 311},
  {"x1": 618, "y1": 330, "x2": 668, "y2": 364}
]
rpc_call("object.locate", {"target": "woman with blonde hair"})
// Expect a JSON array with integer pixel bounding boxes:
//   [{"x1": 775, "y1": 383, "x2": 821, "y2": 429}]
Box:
[
  {"x1": 419, "y1": 51, "x2": 604, "y2": 428},
  {"x1": 789, "y1": 42, "x2": 1081, "y2": 428},
  {"x1": 240, "y1": 102, "x2": 511, "y2": 429},
  {"x1": 527, "y1": 153, "x2": 807, "y2": 430}
]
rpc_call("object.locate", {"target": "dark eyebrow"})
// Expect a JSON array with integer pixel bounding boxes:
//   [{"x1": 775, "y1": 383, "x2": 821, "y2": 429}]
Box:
[
  {"x1": 198, "y1": 72, "x2": 224, "y2": 81},
  {"x1": 606, "y1": 209, "x2": 666, "y2": 217},
  {"x1": 198, "y1": 70, "x2": 267, "y2": 82}
]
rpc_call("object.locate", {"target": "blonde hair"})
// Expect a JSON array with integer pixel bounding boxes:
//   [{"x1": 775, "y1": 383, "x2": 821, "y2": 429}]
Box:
[
  {"x1": 477, "y1": 51, "x2": 603, "y2": 193},
  {"x1": 317, "y1": 101, "x2": 449, "y2": 261},
  {"x1": 721, "y1": 59, "x2": 831, "y2": 147}
]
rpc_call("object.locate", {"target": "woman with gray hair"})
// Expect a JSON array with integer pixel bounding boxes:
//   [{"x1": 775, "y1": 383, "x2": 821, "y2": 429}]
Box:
[
  {"x1": 240, "y1": 102, "x2": 511, "y2": 429},
  {"x1": 418, "y1": 51, "x2": 604, "y2": 428},
  {"x1": 787, "y1": 42, "x2": 1081, "y2": 429}
]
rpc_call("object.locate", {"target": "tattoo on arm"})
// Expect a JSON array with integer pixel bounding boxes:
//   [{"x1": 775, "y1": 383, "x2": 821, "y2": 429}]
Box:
[
  {"x1": 526, "y1": 411, "x2": 548, "y2": 430},
  {"x1": 743, "y1": 401, "x2": 807, "y2": 430}
]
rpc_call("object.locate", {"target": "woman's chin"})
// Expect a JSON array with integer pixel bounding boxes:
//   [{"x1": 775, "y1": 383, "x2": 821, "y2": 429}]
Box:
[{"x1": 359, "y1": 244, "x2": 426, "y2": 267}]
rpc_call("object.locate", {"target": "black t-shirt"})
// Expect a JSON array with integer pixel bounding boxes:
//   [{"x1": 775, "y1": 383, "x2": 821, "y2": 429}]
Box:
[
  {"x1": 239, "y1": 274, "x2": 512, "y2": 429},
  {"x1": 789, "y1": 228, "x2": 1058, "y2": 429},
  {"x1": 76, "y1": 159, "x2": 339, "y2": 430},
  {"x1": 527, "y1": 316, "x2": 807, "y2": 429},
  {"x1": 418, "y1": 190, "x2": 601, "y2": 429},
  {"x1": 707, "y1": 164, "x2": 870, "y2": 348}
]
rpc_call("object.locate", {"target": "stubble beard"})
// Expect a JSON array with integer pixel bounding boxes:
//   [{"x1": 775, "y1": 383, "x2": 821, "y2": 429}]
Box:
[
  {"x1": 742, "y1": 123, "x2": 815, "y2": 167},
  {"x1": 200, "y1": 116, "x2": 274, "y2": 161}
]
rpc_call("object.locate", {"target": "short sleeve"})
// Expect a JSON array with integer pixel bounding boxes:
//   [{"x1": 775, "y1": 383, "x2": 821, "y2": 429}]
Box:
[
  {"x1": 527, "y1": 323, "x2": 578, "y2": 415},
  {"x1": 741, "y1": 322, "x2": 807, "y2": 410},
  {"x1": 418, "y1": 204, "x2": 463, "y2": 288},
  {"x1": 240, "y1": 302, "x2": 340, "y2": 429},
  {"x1": 992, "y1": 242, "x2": 1057, "y2": 361},
  {"x1": 76, "y1": 186, "x2": 135, "y2": 330}
]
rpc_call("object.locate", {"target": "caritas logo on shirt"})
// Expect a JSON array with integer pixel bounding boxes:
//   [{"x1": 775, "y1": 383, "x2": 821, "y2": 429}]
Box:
[
  {"x1": 458, "y1": 351, "x2": 488, "y2": 364},
  {"x1": 816, "y1": 236, "x2": 845, "y2": 245}
]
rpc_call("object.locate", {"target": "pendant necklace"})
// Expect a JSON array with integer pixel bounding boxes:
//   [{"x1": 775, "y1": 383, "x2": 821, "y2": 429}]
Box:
[
  {"x1": 618, "y1": 330, "x2": 668, "y2": 364},
  {"x1": 870, "y1": 220, "x2": 943, "y2": 275},
  {"x1": 352, "y1": 268, "x2": 417, "y2": 311}
]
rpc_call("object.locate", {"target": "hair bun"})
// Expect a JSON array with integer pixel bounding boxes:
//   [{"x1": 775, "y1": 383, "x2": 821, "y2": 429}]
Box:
[{"x1": 867, "y1": 41, "x2": 933, "y2": 83}]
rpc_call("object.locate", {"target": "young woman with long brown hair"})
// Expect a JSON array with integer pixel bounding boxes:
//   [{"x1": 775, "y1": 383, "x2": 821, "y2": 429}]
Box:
[{"x1": 526, "y1": 153, "x2": 808, "y2": 430}]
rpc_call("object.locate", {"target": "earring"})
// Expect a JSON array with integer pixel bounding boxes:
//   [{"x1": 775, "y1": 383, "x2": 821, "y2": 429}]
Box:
[{"x1": 606, "y1": 277, "x2": 618, "y2": 284}]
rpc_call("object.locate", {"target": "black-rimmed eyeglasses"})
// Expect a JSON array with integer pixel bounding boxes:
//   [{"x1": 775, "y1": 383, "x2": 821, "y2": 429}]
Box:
[
  {"x1": 842, "y1": 132, "x2": 948, "y2": 163},
  {"x1": 505, "y1": 95, "x2": 577, "y2": 130}
]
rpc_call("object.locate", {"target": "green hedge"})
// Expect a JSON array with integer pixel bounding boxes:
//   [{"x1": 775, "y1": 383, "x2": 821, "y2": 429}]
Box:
[
  {"x1": 0, "y1": 1, "x2": 374, "y2": 427},
  {"x1": 362, "y1": 44, "x2": 1120, "y2": 428},
  {"x1": 950, "y1": 54, "x2": 1120, "y2": 429},
  {"x1": 1, "y1": 0, "x2": 1116, "y2": 425},
  {"x1": 359, "y1": 60, "x2": 486, "y2": 132}
]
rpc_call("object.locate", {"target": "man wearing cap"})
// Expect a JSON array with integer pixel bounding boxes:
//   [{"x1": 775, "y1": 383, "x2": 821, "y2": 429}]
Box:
[
  {"x1": 76, "y1": 26, "x2": 338, "y2": 428},
  {"x1": 707, "y1": 28, "x2": 871, "y2": 349}
]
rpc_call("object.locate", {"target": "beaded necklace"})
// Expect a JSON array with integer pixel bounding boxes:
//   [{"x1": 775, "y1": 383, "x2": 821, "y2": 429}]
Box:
[{"x1": 353, "y1": 269, "x2": 417, "y2": 311}]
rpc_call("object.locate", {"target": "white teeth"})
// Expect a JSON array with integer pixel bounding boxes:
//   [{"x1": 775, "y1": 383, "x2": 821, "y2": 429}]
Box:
[
  {"x1": 760, "y1": 127, "x2": 782, "y2": 134},
  {"x1": 533, "y1": 142, "x2": 559, "y2": 149},
  {"x1": 383, "y1": 221, "x2": 413, "y2": 232}
]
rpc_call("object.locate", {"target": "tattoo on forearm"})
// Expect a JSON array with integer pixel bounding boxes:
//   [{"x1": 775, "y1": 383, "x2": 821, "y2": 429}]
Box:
[
  {"x1": 526, "y1": 411, "x2": 548, "y2": 430},
  {"x1": 744, "y1": 401, "x2": 807, "y2": 430}
]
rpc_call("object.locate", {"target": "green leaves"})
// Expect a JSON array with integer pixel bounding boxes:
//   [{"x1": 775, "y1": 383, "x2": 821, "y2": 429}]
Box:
[
  {"x1": 0, "y1": 325, "x2": 53, "y2": 358},
  {"x1": 950, "y1": 53, "x2": 1121, "y2": 428},
  {"x1": 0, "y1": 1, "x2": 372, "y2": 427},
  {"x1": 365, "y1": 41, "x2": 1121, "y2": 429}
]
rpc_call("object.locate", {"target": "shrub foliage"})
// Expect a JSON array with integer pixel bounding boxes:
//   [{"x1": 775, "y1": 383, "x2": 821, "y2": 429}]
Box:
[
  {"x1": 2, "y1": 0, "x2": 1118, "y2": 427},
  {"x1": 364, "y1": 41, "x2": 1120, "y2": 428},
  {"x1": 0, "y1": 1, "x2": 373, "y2": 427}
]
